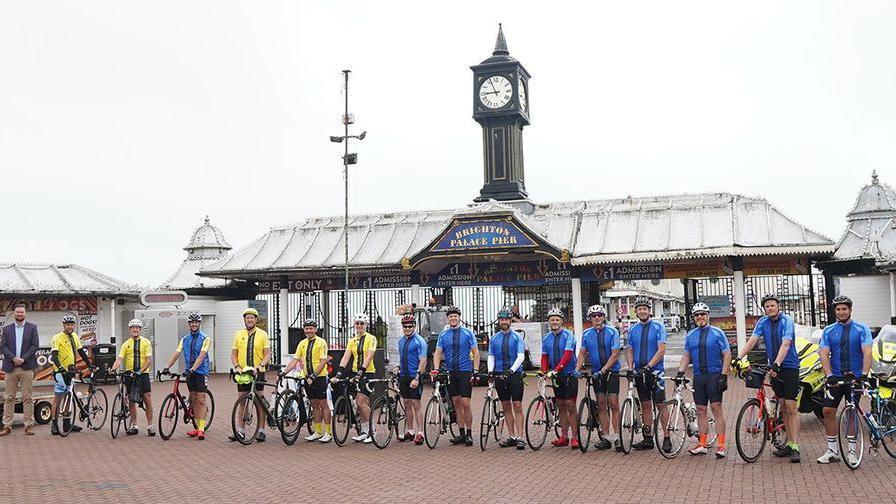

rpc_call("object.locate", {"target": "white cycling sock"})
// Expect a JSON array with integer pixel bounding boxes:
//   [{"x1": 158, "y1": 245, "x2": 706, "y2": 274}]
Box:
[
  {"x1": 826, "y1": 436, "x2": 838, "y2": 453},
  {"x1": 361, "y1": 423, "x2": 369, "y2": 434}
]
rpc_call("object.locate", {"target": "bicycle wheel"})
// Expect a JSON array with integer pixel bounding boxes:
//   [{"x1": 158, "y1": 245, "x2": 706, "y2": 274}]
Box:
[
  {"x1": 423, "y1": 396, "x2": 443, "y2": 449},
  {"x1": 654, "y1": 401, "x2": 687, "y2": 459},
  {"x1": 55, "y1": 391, "x2": 75, "y2": 437},
  {"x1": 393, "y1": 396, "x2": 407, "y2": 440},
  {"x1": 191, "y1": 390, "x2": 215, "y2": 431},
  {"x1": 619, "y1": 397, "x2": 636, "y2": 454},
  {"x1": 576, "y1": 397, "x2": 594, "y2": 453},
  {"x1": 735, "y1": 398, "x2": 767, "y2": 463},
  {"x1": 158, "y1": 393, "x2": 180, "y2": 441},
  {"x1": 86, "y1": 388, "x2": 108, "y2": 431},
  {"x1": 480, "y1": 397, "x2": 494, "y2": 451},
  {"x1": 370, "y1": 396, "x2": 394, "y2": 449},
  {"x1": 525, "y1": 396, "x2": 549, "y2": 451},
  {"x1": 332, "y1": 395, "x2": 351, "y2": 447},
  {"x1": 230, "y1": 395, "x2": 259, "y2": 446},
  {"x1": 878, "y1": 400, "x2": 896, "y2": 459},
  {"x1": 110, "y1": 392, "x2": 125, "y2": 439},
  {"x1": 551, "y1": 399, "x2": 562, "y2": 440},
  {"x1": 838, "y1": 405, "x2": 864, "y2": 470},
  {"x1": 278, "y1": 391, "x2": 302, "y2": 445},
  {"x1": 705, "y1": 416, "x2": 718, "y2": 448}
]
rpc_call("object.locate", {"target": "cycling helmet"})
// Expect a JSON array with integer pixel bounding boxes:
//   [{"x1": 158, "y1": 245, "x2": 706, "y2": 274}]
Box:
[
  {"x1": 187, "y1": 312, "x2": 202, "y2": 322},
  {"x1": 832, "y1": 295, "x2": 853, "y2": 309},
  {"x1": 634, "y1": 297, "x2": 651, "y2": 309},
  {"x1": 127, "y1": 318, "x2": 144, "y2": 328},
  {"x1": 760, "y1": 293, "x2": 780, "y2": 306},
  {"x1": 587, "y1": 305, "x2": 606, "y2": 317},
  {"x1": 446, "y1": 306, "x2": 461, "y2": 316},
  {"x1": 354, "y1": 313, "x2": 369, "y2": 324},
  {"x1": 692, "y1": 302, "x2": 710, "y2": 314},
  {"x1": 546, "y1": 307, "x2": 564, "y2": 319},
  {"x1": 242, "y1": 307, "x2": 260, "y2": 317},
  {"x1": 61, "y1": 314, "x2": 77, "y2": 324},
  {"x1": 302, "y1": 319, "x2": 318, "y2": 328},
  {"x1": 497, "y1": 308, "x2": 513, "y2": 319},
  {"x1": 400, "y1": 314, "x2": 416, "y2": 327}
]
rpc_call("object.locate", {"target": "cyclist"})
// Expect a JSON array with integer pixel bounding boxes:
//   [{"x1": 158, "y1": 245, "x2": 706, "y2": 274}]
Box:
[
  {"x1": 50, "y1": 314, "x2": 95, "y2": 435},
  {"x1": 734, "y1": 293, "x2": 802, "y2": 462},
  {"x1": 396, "y1": 314, "x2": 427, "y2": 445},
  {"x1": 576, "y1": 305, "x2": 622, "y2": 451},
  {"x1": 488, "y1": 308, "x2": 526, "y2": 450},
  {"x1": 281, "y1": 319, "x2": 332, "y2": 443},
  {"x1": 109, "y1": 319, "x2": 155, "y2": 436},
  {"x1": 431, "y1": 306, "x2": 480, "y2": 446},
  {"x1": 334, "y1": 313, "x2": 377, "y2": 443},
  {"x1": 161, "y1": 312, "x2": 210, "y2": 440},
  {"x1": 540, "y1": 307, "x2": 579, "y2": 449},
  {"x1": 816, "y1": 295, "x2": 872, "y2": 464},
  {"x1": 677, "y1": 302, "x2": 730, "y2": 458},
  {"x1": 229, "y1": 307, "x2": 271, "y2": 442},
  {"x1": 626, "y1": 297, "x2": 670, "y2": 452}
]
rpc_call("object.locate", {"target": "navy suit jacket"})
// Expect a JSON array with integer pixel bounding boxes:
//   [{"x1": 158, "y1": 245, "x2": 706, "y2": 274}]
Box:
[{"x1": 1, "y1": 321, "x2": 40, "y2": 372}]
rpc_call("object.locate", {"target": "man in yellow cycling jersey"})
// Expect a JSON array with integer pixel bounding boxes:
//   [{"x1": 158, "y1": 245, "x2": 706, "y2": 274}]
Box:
[
  {"x1": 229, "y1": 307, "x2": 271, "y2": 442},
  {"x1": 50, "y1": 314, "x2": 95, "y2": 435},
  {"x1": 335, "y1": 313, "x2": 377, "y2": 444},
  {"x1": 109, "y1": 319, "x2": 154, "y2": 436},
  {"x1": 281, "y1": 319, "x2": 332, "y2": 443}
]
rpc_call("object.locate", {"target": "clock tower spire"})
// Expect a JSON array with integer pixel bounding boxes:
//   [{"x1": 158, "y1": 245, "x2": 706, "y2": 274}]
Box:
[{"x1": 471, "y1": 24, "x2": 530, "y2": 202}]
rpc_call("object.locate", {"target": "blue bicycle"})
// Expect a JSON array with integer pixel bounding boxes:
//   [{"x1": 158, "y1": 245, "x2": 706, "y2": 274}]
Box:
[{"x1": 833, "y1": 373, "x2": 896, "y2": 469}]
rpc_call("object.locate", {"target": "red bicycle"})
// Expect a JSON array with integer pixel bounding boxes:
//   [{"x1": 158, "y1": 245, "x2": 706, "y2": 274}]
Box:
[
  {"x1": 735, "y1": 364, "x2": 786, "y2": 462},
  {"x1": 157, "y1": 370, "x2": 216, "y2": 440}
]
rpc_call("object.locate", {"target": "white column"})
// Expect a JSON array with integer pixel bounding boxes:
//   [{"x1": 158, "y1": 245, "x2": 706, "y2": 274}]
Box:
[
  {"x1": 571, "y1": 277, "x2": 584, "y2": 349},
  {"x1": 411, "y1": 283, "x2": 422, "y2": 309},
  {"x1": 733, "y1": 270, "x2": 747, "y2": 351},
  {"x1": 279, "y1": 287, "x2": 290, "y2": 358},
  {"x1": 111, "y1": 297, "x2": 117, "y2": 345},
  {"x1": 889, "y1": 272, "x2": 896, "y2": 319}
]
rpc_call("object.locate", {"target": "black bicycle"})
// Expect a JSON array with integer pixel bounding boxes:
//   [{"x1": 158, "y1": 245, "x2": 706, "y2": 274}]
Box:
[
  {"x1": 369, "y1": 370, "x2": 408, "y2": 449},
  {"x1": 576, "y1": 370, "x2": 617, "y2": 453},
  {"x1": 479, "y1": 372, "x2": 506, "y2": 451},
  {"x1": 423, "y1": 371, "x2": 459, "y2": 449},
  {"x1": 278, "y1": 374, "x2": 312, "y2": 446},
  {"x1": 53, "y1": 369, "x2": 108, "y2": 437},
  {"x1": 156, "y1": 370, "x2": 216, "y2": 440},
  {"x1": 229, "y1": 368, "x2": 285, "y2": 445},
  {"x1": 109, "y1": 370, "x2": 135, "y2": 439},
  {"x1": 331, "y1": 375, "x2": 378, "y2": 446}
]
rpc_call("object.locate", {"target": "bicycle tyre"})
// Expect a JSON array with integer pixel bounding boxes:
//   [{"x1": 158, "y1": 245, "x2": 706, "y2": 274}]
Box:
[
  {"x1": 158, "y1": 393, "x2": 180, "y2": 441},
  {"x1": 110, "y1": 392, "x2": 125, "y2": 439},
  {"x1": 190, "y1": 389, "x2": 215, "y2": 431},
  {"x1": 55, "y1": 391, "x2": 75, "y2": 438},
  {"x1": 231, "y1": 395, "x2": 258, "y2": 446},
  {"x1": 525, "y1": 396, "x2": 549, "y2": 451},
  {"x1": 370, "y1": 396, "x2": 393, "y2": 449},
  {"x1": 278, "y1": 391, "x2": 302, "y2": 445},
  {"x1": 576, "y1": 397, "x2": 593, "y2": 453},
  {"x1": 654, "y1": 400, "x2": 686, "y2": 459},
  {"x1": 393, "y1": 396, "x2": 407, "y2": 440},
  {"x1": 838, "y1": 405, "x2": 864, "y2": 470},
  {"x1": 619, "y1": 397, "x2": 636, "y2": 454},
  {"x1": 332, "y1": 395, "x2": 351, "y2": 447},
  {"x1": 423, "y1": 396, "x2": 443, "y2": 449},
  {"x1": 480, "y1": 397, "x2": 494, "y2": 451},
  {"x1": 550, "y1": 398, "x2": 562, "y2": 440},
  {"x1": 735, "y1": 398, "x2": 766, "y2": 463},
  {"x1": 878, "y1": 400, "x2": 896, "y2": 459},
  {"x1": 86, "y1": 387, "x2": 108, "y2": 431}
]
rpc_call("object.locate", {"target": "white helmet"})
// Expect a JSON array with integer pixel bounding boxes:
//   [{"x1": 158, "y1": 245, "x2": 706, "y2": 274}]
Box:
[
  {"x1": 587, "y1": 305, "x2": 606, "y2": 317},
  {"x1": 128, "y1": 318, "x2": 144, "y2": 328},
  {"x1": 354, "y1": 313, "x2": 369, "y2": 324},
  {"x1": 546, "y1": 307, "x2": 564, "y2": 319},
  {"x1": 692, "y1": 302, "x2": 710, "y2": 315}
]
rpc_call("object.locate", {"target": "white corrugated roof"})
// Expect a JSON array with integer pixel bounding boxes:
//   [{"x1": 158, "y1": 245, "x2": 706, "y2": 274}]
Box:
[
  {"x1": 200, "y1": 192, "x2": 835, "y2": 277},
  {"x1": 0, "y1": 264, "x2": 140, "y2": 295},
  {"x1": 832, "y1": 171, "x2": 896, "y2": 267}
]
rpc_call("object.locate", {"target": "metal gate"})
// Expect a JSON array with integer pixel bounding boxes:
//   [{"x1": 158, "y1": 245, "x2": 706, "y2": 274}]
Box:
[{"x1": 695, "y1": 273, "x2": 827, "y2": 328}]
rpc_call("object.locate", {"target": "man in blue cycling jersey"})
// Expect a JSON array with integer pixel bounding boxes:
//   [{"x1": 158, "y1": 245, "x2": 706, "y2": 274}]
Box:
[
  {"x1": 678, "y1": 302, "x2": 730, "y2": 458},
  {"x1": 735, "y1": 293, "x2": 802, "y2": 462},
  {"x1": 816, "y1": 295, "x2": 872, "y2": 465},
  {"x1": 489, "y1": 308, "x2": 527, "y2": 450},
  {"x1": 431, "y1": 306, "x2": 479, "y2": 446},
  {"x1": 576, "y1": 305, "x2": 621, "y2": 451},
  {"x1": 162, "y1": 312, "x2": 211, "y2": 440},
  {"x1": 627, "y1": 297, "x2": 670, "y2": 452},
  {"x1": 540, "y1": 308, "x2": 578, "y2": 449},
  {"x1": 396, "y1": 314, "x2": 427, "y2": 445}
]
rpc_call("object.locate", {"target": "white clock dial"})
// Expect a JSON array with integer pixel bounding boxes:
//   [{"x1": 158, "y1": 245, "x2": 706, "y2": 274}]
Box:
[
  {"x1": 478, "y1": 75, "x2": 513, "y2": 109},
  {"x1": 518, "y1": 77, "x2": 527, "y2": 112}
]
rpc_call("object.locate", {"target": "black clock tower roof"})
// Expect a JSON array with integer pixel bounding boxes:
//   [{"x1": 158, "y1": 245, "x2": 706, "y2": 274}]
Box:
[{"x1": 479, "y1": 23, "x2": 518, "y2": 65}]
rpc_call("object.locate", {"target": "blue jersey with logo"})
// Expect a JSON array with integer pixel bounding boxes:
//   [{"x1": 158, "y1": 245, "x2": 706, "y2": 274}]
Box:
[
  {"x1": 436, "y1": 326, "x2": 477, "y2": 372},
  {"x1": 181, "y1": 330, "x2": 210, "y2": 375},
  {"x1": 541, "y1": 328, "x2": 577, "y2": 374},
  {"x1": 820, "y1": 321, "x2": 872, "y2": 377},
  {"x1": 489, "y1": 330, "x2": 525, "y2": 374},
  {"x1": 398, "y1": 333, "x2": 427, "y2": 377},
  {"x1": 582, "y1": 325, "x2": 621, "y2": 372},
  {"x1": 752, "y1": 313, "x2": 799, "y2": 369},
  {"x1": 684, "y1": 325, "x2": 730, "y2": 376},
  {"x1": 628, "y1": 320, "x2": 668, "y2": 371}
]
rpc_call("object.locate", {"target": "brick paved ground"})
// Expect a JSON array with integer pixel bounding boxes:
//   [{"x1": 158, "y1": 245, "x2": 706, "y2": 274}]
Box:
[{"x1": 2, "y1": 374, "x2": 893, "y2": 503}]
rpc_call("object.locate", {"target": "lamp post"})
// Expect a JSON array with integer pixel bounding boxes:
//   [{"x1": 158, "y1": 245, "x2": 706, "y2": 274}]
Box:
[{"x1": 330, "y1": 69, "x2": 367, "y2": 340}]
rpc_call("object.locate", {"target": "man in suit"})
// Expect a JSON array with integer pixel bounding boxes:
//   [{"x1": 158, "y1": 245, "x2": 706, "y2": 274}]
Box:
[{"x1": 1, "y1": 304, "x2": 40, "y2": 435}]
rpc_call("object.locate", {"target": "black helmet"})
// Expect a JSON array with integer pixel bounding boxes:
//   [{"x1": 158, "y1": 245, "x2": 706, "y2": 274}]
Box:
[
  {"x1": 760, "y1": 293, "x2": 780, "y2": 306},
  {"x1": 302, "y1": 319, "x2": 318, "y2": 328},
  {"x1": 446, "y1": 306, "x2": 461, "y2": 316},
  {"x1": 187, "y1": 312, "x2": 202, "y2": 322},
  {"x1": 832, "y1": 295, "x2": 853, "y2": 309}
]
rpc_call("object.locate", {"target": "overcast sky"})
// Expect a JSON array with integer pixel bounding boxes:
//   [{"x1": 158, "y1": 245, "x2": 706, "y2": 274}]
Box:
[{"x1": 1, "y1": 1, "x2": 893, "y2": 287}]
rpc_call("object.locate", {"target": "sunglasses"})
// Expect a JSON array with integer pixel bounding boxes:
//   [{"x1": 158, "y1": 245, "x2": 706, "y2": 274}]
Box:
[
  {"x1": 354, "y1": 322, "x2": 366, "y2": 326},
  {"x1": 693, "y1": 313, "x2": 708, "y2": 317},
  {"x1": 402, "y1": 325, "x2": 415, "y2": 328},
  {"x1": 589, "y1": 314, "x2": 605, "y2": 318}
]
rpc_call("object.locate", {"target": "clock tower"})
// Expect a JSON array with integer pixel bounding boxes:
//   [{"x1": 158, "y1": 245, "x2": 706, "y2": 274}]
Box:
[{"x1": 472, "y1": 24, "x2": 531, "y2": 202}]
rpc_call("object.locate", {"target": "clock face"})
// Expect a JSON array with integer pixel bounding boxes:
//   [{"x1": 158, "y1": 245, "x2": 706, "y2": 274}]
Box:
[
  {"x1": 478, "y1": 75, "x2": 513, "y2": 109},
  {"x1": 518, "y1": 77, "x2": 527, "y2": 112}
]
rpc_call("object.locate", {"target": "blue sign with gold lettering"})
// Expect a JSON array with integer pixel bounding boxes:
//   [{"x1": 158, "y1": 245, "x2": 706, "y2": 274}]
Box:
[{"x1": 431, "y1": 219, "x2": 537, "y2": 252}]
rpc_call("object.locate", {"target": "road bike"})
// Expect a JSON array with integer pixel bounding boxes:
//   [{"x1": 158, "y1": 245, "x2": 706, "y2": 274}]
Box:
[
  {"x1": 229, "y1": 368, "x2": 290, "y2": 445},
  {"x1": 653, "y1": 375, "x2": 717, "y2": 459},
  {"x1": 576, "y1": 370, "x2": 617, "y2": 453},
  {"x1": 423, "y1": 371, "x2": 459, "y2": 449},
  {"x1": 53, "y1": 370, "x2": 108, "y2": 436},
  {"x1": 156, "y1": 370, "x2": 216, "y2": 440},
  {"x1": 619, "y1": 369, "x2": 660, "y2": 454},
  {"x1": 832, "y1": 373, "x2": 896, "y2": 469},
  {"x1": 525, "y1": 371, "x2": 563, "y2": 451},
  {"x1": 331, "y1": 375, "x2": 378, "y2": 446},
  {"x1": 734, "y1": 365, "x2": 786, "y2": 463},
  {"x1": 278, "y1": 374, "x2": 313, "y2": 445},
  {"x1": 369, "y1": 370, "x2": 408, "y2": 449},
  {"x1": 479, "y1": 373, "x2": 506, "y2": 451}
]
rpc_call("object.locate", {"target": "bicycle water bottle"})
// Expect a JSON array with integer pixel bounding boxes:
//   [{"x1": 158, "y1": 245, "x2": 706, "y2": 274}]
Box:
[
  {"x1": 685, "y1": 403, "x2": 698, "y2": 437},
  {"x1": 446, "y1": 398, "x2": 457, "y2": 423},
  {"x1": 866, "y1": 411, "x2": 879, "y2": 430},
  {"x1": 765, "y1": 397, "x2": 777, "y2": 416},
  {"x1": 76, "y1": 391, "x2": 83, "y2": 400},
  {"x1": 259, "y1": 394, "x2": 271, "y2": 412}
]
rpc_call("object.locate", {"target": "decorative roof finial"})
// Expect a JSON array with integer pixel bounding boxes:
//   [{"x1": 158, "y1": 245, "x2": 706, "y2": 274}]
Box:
[
  {"x1": 872, "y1": 170, "x2": 879, "y2": 185},
  {"x1": 204, "y1": 215, "x2": 210, "y2": 225},
  {"x1": 493, "y1": 23, "x2": 509, "y2": 56}
]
